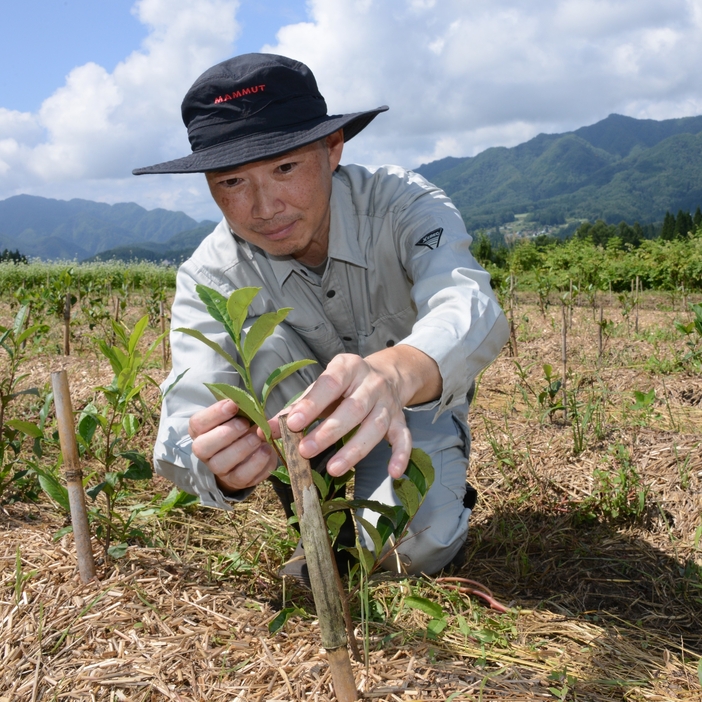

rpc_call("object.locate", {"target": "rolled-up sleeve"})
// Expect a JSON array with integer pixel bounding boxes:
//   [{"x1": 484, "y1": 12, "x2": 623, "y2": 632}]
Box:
[
  {"x1": 394, "y1": 175, "x2": 509, "y2": 416},
  {"x1": 153, "y1": 261, "x2": 252, "y2": 509}
]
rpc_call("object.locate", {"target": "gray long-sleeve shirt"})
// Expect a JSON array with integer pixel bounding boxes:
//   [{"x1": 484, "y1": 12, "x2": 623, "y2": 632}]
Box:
[{"x1": 154, "y1": 163, "x2": 509, "y2": 508}]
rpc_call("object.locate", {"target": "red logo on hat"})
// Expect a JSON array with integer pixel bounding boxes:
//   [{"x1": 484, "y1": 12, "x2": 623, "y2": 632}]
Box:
[{"x1": 214, "y1": 84, "x2": 266, "y2": 104}]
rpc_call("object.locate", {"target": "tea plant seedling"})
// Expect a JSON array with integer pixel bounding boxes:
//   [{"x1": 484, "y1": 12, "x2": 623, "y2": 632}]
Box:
[{"x1": 178, "y1": 285, "x2": 435, "y2": 599}]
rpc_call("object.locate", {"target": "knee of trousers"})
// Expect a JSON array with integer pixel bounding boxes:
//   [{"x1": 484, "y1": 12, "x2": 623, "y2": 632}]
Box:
[
  {"x1": 245, "y1": 321, "x2": 323, "y2": 416},
  {"x1": 355, "y1": 411, "x2": 472, "y2": 576},
  {"x1": 388, "y1": 489, "x2": 471, "y2": 576}
]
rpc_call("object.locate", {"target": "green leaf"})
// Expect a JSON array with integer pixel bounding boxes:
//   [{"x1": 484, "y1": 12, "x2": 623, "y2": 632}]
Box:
[
  {"x1": 326, "y1": 511, "x2": 347, "y2": 543},
  {"x1": 12, "y1": 305, "x2": 29, "y2": 335},
  {"x1": 393, "y1": 478, "x2": 421, "y2": 518},
  {"x1": 174, "y1": 328, "x2": 244, "y2": 377},
  {"x1": 53, "y1": 525, "x2": 73, "y2": 541},
  {"x1": 158, "y1": 487, "x2": 199, "y2": 514},
  {"x1": 311, "y1": 470, "x2": 329, "y2": 499},
  {"x1": 108, "y1": 543, "x2": 129, "y2": 559},
  {"x1": 357, "y1": 545, "x2": 375, "y2": 572},
  {"x1": 16, "y1": 324, "x2": 47, "y2": 347},
  {"x1": 427, "y1": 617, "x2": 448, "y2": 635},
  {"x1": 162, "y1": 368, "x2": 189, "y2": 398},
  {"x1": 404, "y1": 595, "x2": 444, "y2": 619},
  {"x1": 128, "y1": 315, "x2": 149, "y2": 355},
  {"x1": 87, "y1": 481, "x2": 108, "y2": 500},
  {"x1": 322, "y1": 497, "x2": 399, "y2": 522},
  {"x1": 261, "y1": 359, "x2": 317, "y2": 405},
  {"x1": 195, "y1": 285, "x2": 238, "y2": 341},
  {"x1": 6, "y1": 420, "x2": 43, "y2": 439},
  {"x1": 355, "y1": 515, "x2": 384, "y2": 556},
  {"x1": 242, "y1": 308, "x2": 292, "y2": 365},
  {"x1": 120, "y1": 452, "x2": 153, "y2": 481},
  {"x1": 270, "y1": 467, "x2": 291, "y2": 485},
  {"x1": 226, "y1": 287, "x2": 261, "y2": 343},
  {"x1": 408, "y1": 447, "x2": 435, "y2": 495},
  {"x1": 457, "y1": 614, "x2": 470, "y2": 637},
  {"x1": 376, "y1": 515, "x2": 395, "y2": 549},
  {"x1": 269, "y1": 606, "x2": 305, "y2": 633},
  {"x1": 122, "y1": 414, "x2": 140, "y2": 439},
  {"x1": 77, "y1": 411, "x2": 98, "y2": 447},
  {"x1": 37, "y1": 472, "x2": 70, "y2": 512},
  {"x1": 205, "y1": 383, "x2": 270, "y2": 440}
]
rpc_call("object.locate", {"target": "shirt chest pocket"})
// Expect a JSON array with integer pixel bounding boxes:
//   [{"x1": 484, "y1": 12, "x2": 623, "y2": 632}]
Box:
[
  {"x1": 357, "y1": 304, "x2": 417, "y2": 356},
  {"x1": 287, "y1": 320, "x2": 346, "y2": 367}
]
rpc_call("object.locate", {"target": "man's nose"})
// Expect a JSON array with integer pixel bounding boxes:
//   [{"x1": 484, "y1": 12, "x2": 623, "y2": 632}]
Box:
[{"x1": 251, "y1": 183, "x2": 284, "y2": 219}]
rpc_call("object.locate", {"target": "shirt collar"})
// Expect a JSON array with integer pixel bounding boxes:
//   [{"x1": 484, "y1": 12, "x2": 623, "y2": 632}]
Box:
[{"x1": 264, "y1": 170, "x2": 368, "y2": 287}]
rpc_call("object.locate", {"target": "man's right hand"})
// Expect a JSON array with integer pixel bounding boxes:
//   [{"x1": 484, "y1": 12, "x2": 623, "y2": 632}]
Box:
[{"x1": 189, "y1": 399, "x2": 277, "y2": 493}]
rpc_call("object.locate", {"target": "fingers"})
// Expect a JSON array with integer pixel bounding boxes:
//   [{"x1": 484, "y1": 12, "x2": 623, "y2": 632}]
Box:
[
  {"x1": 285, "y1": 356, "x2": 355, "y2": 434},
  {"x1": 189, "y1": 399, "x2": 239, "y2": 439},
  {"x1": 213, "y1": 442, "x2": 277, "y2": 492},
  {"x1": 324, "y1": 405, "x2": 412, "y2": 478},
  {"x1": 190, "y1": 399, "x2": 277, "y2": 492}
]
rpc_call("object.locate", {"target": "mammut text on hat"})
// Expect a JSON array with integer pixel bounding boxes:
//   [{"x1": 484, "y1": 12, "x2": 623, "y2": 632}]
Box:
[{"x1": 133, "y1": 53, "x2": 388, "y2": 175}]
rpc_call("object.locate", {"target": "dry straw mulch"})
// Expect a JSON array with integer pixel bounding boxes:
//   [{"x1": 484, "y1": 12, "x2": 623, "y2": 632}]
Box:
[{"x1": 1, "y1": 297, "x2": 702, "y2": 700}]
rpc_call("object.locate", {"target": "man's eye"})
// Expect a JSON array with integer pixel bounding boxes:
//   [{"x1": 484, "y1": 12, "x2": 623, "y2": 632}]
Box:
[
  {"x1": 222, "y1": 178, "x2": 242, "y2": 187},
  {"x1": 277, "y1": 162, "x2": 296, "y2": 173}
]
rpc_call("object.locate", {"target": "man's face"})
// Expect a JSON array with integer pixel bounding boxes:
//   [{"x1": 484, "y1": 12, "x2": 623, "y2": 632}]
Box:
[{"x1": 206, "y1": 130, "x2": 344, "y2": 267}]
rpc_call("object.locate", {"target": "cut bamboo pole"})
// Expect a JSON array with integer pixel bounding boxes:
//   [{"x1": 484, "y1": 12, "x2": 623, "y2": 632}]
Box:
[
  {"x1": 508, "y1": 274, "x2": 517, "y2": 357},
  {"x1": 63, "y1": 291, "x2": 71, "y2": 356},
  {"x1": 51, "y1": 370, "x2": 97, "y2": 583},
  {"x1": 635, "y1": 275, "x2": 640, "y2": 334},
  {"x1": 561, "y1": 303, "x2": 568, "y2": 423},
  {"x1": 598, "y1": 304, "x2": 604, "y2": 361},
  {"x1": 279, "y1": 416, "x2": 358, "y2": 702}
]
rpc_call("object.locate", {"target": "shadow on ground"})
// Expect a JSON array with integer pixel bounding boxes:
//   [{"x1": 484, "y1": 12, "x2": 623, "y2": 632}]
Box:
[{"x1": 461, "y1": 503, "x2": 702, "y2": 652}]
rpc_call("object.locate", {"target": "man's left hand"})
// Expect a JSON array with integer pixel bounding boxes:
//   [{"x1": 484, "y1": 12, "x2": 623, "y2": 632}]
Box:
[{"x1": 266, "y1": 346, "x2": 442, "y2": 479}]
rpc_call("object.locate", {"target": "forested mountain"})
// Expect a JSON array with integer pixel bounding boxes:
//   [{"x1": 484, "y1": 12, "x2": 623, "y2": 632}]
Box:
[
  {"x1": 415, "y1": 113, "x2": 702, "y2": 231},
  {"x1": 3, "y1": 113, "x2": 702, "y2": 260},
  {"x1": 0, "y1": 195, "x2": 214, "y2": 260}
]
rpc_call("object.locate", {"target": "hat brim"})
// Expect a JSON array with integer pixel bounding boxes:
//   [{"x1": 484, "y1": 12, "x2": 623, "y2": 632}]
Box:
[{"x1": 132, "y1": 106, "x2": 388, "y2": 175}]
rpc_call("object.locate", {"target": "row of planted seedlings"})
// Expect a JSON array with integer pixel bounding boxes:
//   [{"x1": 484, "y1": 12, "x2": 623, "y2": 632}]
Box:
[{"x1": 481, "y1": 263, "x2": 702, "y2": 532}]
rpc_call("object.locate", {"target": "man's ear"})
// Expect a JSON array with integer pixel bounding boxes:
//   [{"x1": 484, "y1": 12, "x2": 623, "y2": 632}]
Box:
[{"x1": 325, "y1": 129, "x2": 344, "y2": 171}]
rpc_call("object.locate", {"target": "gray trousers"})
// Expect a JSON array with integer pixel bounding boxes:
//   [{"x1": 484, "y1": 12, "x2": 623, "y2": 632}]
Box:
[{"x1": 250, "y1": 322, "x2": 473, "y2": 576}]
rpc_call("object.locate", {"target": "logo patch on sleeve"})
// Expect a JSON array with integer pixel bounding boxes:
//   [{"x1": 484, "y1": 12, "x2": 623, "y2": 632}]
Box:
[{"x1": 415, "y1": 227, "x2": 443, "y2": 250}]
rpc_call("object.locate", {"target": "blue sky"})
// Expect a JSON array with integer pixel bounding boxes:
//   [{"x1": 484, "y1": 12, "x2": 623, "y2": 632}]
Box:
[
  {"x1": 1, "y1": 0, "x2": 308, "y2": 113},
  {"x1": 1, "y1": 0, "x2": 701, "y2": 221}
]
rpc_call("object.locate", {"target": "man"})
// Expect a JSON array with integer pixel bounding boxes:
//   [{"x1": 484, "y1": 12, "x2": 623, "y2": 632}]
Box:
[{"x1": 134, "y1": 53, "x2": 508, "y2": 577}]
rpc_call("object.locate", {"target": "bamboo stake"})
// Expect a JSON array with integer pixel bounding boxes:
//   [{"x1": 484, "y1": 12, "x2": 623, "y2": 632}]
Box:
[
  {"x1": 598, "y1": 304, "x2": 604, "y2": 361},
  {"x1": 635, "y1": 275, "x2": 640, "y2": 334},
  {"x1": 51, "y1": 370, "x2": 96, "y2": 583},
  {"x1": 508, "y1": 274, "x2": 517, "y2": 357},
  {"x1": 561, "y1": 303, "x2": 568, "y2": 423},
  {"x1": 63, "y1": 291, "x2": 71, "y2": 356},
  {"x1": 160, "y1": 299, "x2": 168, "y2": 368},
  {"x1": 568, "y1": 279, "x2": 573, "y2": 328},
  {"x1": 279, "y1": 416, "x2": 358, "y2": 702}
]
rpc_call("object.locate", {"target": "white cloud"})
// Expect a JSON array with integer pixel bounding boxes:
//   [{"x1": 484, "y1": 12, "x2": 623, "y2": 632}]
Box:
[
  {"x1": 2, "y1": 0, "x2": 702, "y2": 220},
  {"x1": 265, "y1": 0, "x2": 702, "y2": 169},
  {"x1": 0, "y1": 0, "x2": 239, "y2": 214}
]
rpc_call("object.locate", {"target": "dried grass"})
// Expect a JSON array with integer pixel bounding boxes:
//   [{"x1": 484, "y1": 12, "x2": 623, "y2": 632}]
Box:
[{"x1": 1, "y1": 295, "x2": 701, "y2": 701}]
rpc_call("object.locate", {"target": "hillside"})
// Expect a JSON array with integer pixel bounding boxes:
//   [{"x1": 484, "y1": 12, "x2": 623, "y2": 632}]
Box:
[
  {"x1": 0, "y1": 195, "x2": 211, "y2": 260},
  {"x1": 415, "y1": 113, "x2": 702, "y2": 230},
  {"x1": 86, "y1": 222, "x2": 217, "y2": 264}
]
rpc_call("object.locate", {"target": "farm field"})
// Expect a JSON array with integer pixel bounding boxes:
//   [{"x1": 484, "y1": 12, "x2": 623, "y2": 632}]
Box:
[{"x1": 0, "y1": 263, "x2": 701, "y2": 701}]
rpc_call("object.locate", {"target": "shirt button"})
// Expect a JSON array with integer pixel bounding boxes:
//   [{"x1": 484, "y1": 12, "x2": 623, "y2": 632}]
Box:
[
  {"x1": 343, "y1": 336, "x2": 352, "y2": 341},
  {"x1": 386, "y1": 340, "x2": 395, "y2": 347},
  {"x1": 326, "y1": 290, "x2": 336, "y2": 298}
]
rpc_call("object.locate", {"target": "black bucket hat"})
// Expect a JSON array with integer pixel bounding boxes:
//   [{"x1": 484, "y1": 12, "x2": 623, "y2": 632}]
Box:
[{"x1": 133, "y1": 53, "x2": 388, "y2": 175}]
